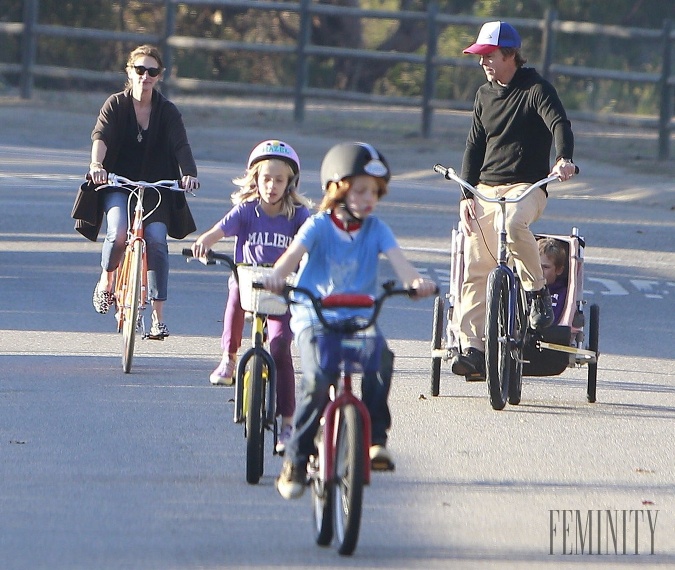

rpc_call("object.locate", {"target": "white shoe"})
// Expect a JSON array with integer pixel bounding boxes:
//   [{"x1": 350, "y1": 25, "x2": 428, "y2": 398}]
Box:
[
  {"x1": 209, "y1": 357, "x2": 236, "y2": 386},
  {"x1": 369, "y1": 445, "x2": 395, "y2": 471}
]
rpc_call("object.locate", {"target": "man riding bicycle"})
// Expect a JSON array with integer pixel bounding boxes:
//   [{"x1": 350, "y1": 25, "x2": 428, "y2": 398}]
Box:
[{"x1": 451, "y1": 21, "x2": 577, "y2": 381}]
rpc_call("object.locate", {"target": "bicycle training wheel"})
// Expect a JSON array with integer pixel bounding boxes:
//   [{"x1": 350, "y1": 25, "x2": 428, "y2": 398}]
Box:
[
  {"x1": 430, "y1": 295, "x2": 444, "y2": 397},
  {"x1": 245, "y1": 354, "x2": 265, "y2": 484},
  {"x1": 485, "y1": 268, "x2": 511, "y2": 410},
  {"x1": 311, "y1": 426, "x2": 333, "y2": 546},
  {"x1": 586, "y1": 303, "x2": 600, "y2": 403},
  {"x1": 332, "y1": 404, "x2": 365, "y2": 556},
  {"x1": 508, "y1": 283, "x2": 526, "y2": 406},
  {"x1": 122, "y1": 241, "x2": 143, "y2": 373}
]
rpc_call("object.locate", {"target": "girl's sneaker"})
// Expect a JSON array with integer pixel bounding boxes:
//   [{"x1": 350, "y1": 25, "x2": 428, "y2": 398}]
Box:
[
  {"x1": 209, "y1": 356, "x2": 236, "y2": 386},
  {"x1": 149, "y1": 321, "x2": 169, "y2": 338},
  {"x1": 275, "y1": 424, "x2": 293, "y2": 455}
]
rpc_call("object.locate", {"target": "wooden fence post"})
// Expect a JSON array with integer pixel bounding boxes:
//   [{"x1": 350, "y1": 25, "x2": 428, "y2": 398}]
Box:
[
  {"x1": 20, "y1": 0, "x2": 39, "y2": 99},
  {"x1": 658, "y1": 19, "x2": 672, "y2": 161},
  {"x1": 540, "y1": 8, "x2": 556, "y2": 81},
  {"x1": 294, "y1": 0, "x2": 311, "y2": 124},
  {"x1": 421, "y1": 1, "x2": 438, "y2": 139},
  {"x1": 162, "y1": 0, "x2": 176, "y2": 98}
]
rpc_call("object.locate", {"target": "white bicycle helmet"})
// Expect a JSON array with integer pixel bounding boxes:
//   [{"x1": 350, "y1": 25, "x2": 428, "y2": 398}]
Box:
[
  {"x1": 320, "y1": 142, "x2": 390, "y2": 192},
  {"x1": 247, "y1": 140, "x2": 300, "y2": 175}
]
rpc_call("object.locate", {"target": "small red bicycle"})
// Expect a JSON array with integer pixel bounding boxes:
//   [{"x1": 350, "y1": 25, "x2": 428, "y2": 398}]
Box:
[{"x1": 258, "y1": 280, "x2": 425, "y2": 555}]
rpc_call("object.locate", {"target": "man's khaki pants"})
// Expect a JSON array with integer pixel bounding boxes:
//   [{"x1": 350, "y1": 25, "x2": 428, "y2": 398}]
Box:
[{"x1": 459, "y1": 183, "x2": 547, "y2": 352}]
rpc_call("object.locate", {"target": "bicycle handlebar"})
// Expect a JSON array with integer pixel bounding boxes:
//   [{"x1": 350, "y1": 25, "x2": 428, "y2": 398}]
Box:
[
  {"x1": 88, "y1": 173, "x2": 196, "y2": 193},
  {"x1": 433, "y1": 164, "x2": 578, "y2": 204},
  {"x1": 181, "y1": 248, "x2": 238, "y2": 274},
  {"x1": 253, "y1": 280, "x2": 435, "y2": 334}
]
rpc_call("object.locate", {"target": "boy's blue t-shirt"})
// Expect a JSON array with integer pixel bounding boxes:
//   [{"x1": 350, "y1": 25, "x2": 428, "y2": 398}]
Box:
[{"x1": 290, "y1": 212, "x2": 398, "y2": 336}]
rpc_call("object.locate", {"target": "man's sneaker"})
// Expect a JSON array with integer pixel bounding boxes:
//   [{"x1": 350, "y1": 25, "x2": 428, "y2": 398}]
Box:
[
  {"x1": 149, "y1": 321, "x2": 169, "y2": 338},
  {"x1": 450, "y1": 348, "x2": 486, "y2": 381},
  {"x1": 529, "y1": 286, "x2": 554, "y2": 330},
  {"x1": 209, "y1": 357, "x2": 236, "y2": 386},
  {"x1": 276, "y1": 459, "x2": 306, "y2": 499},
  {"x1": 275, "y1": 424, "x2": 293, "y2": 455},
  {"x1": 92, "y1": 285, "x2": 114, "y2": 315},
  {"x1": 369, "y1": 445, "x2": 395, "y2": 471}
]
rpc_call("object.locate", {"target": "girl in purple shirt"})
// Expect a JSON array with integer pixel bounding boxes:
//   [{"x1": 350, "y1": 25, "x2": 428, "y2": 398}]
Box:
[{"x1": 192, "y1": 140, "x2": 312, "y2": 452}]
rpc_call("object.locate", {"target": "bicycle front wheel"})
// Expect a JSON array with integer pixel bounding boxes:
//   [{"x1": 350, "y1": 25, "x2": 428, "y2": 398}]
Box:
[
  {"x1": 245, "y1": 354, "x2": 265, "y2": 484},
  {"x1": 508, "y1": 283, "x2": 526, "y2": 406},
  {"x1": 311, "y1": 426, "x2": 333, "y2": 546},
  {"x1": 485, "y1": 268, "x2": 511, "y2": 410},
  {"x1": 333, "y1": 404, "x2": 364, "y2": 556},
  {"x1": 122, "y1": 241, "x2": 143, "y2": 373}
]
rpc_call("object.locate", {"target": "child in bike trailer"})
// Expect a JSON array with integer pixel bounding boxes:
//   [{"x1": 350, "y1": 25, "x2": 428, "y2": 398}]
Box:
[
  {"x1": 191, "y1": 140, "x2": 312, "y2": 453},
  {"x1": 538, "y1": 237, "x2": 568, "y2": 326},
  {"x1": 262, "y1": 142, "x2": 437, "y2": 500}
]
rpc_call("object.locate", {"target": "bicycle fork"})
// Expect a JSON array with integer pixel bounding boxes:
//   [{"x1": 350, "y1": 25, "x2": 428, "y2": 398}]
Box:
[{"x1": 319, "y1": 375, "x2": 372, "y2": 486}]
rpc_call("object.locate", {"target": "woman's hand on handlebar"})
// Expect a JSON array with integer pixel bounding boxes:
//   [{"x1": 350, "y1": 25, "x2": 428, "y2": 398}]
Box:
[
  {"x1": 181, "y1": 175, "x2": 199, "y2": 192},
  {"x1": 89, "y1": 162, "x2": 107, "y2": 185},
  {"x1": 459, "y1": 198, "x2": 477, "y2": 236}
]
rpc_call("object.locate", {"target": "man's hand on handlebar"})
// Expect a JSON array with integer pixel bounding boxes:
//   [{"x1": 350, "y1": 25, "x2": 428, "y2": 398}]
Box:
[
  {"x1": 550, "y1": 158, "x2": 576, "y2": 182},
  {"x1": 261, "y1": 273, "x2": 286, "y2": 295}
]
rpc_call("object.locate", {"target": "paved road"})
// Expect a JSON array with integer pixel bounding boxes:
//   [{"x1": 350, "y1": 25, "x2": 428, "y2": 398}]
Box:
[{"x1": 1, "y1": 139, "x2": 674, "y2": 569}]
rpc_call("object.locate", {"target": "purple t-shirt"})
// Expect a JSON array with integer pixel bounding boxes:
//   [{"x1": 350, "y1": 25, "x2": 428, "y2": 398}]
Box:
[
  {"x1": 218, "y1": 199, "x2": 310, "y2": 264},
  {"x1": 549, "y1": 276, "x2": 568, "y2": 325}
]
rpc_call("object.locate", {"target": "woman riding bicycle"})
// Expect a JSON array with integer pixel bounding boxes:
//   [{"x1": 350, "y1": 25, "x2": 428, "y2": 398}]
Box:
[
  {"x1": 74, "y1": 44, "x2": 199, "y2": 338},
  {"x1": 262, "y1": 142, "x2": 437, "y2": 500}
]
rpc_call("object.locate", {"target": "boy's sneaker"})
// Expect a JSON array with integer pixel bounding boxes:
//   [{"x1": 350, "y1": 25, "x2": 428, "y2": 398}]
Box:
[
  {"x1": 92, "y1": 285, "x2": 114, "y2": 315},
  {"x1": 450, "y1": 348, "x2": 486, "y2": 381},
  {"x1": 149, "y1": 321, "x2": 169, "y2": 338},
  {"x1": 209, "y1": 357, "x2": 236, "y2": 386},
  {"x1": 529, "y1": 286, "x2": 554, "y2": 330},
  {"x1": 369, "y1": 445, "x2": 395, "y2": 471},
  {"x1": 276, "y1": 460, "x2": 306, "y2": 499},
  {"x1": 275, "y1": 424, "x2": 293, "y2": 455}
]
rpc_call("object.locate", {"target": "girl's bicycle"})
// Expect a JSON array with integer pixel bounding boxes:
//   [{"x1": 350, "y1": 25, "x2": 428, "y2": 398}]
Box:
[
  {"x1": 94, "y1": 174, "x2": 193, "y2": 373},
  {"x1": 261, "y1": 280, "x2": 423, "y2": 555},
  {"x1": 182, "y1": 249, "x2": 286, "y2": 484},
  {"x1": 431, "y1": 164, "x2": 598, "y2": 410}
]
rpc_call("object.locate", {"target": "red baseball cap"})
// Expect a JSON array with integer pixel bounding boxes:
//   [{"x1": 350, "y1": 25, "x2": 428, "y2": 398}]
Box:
[{"x1": 463, "y1": 21, "x2": 522, "y2": 55}]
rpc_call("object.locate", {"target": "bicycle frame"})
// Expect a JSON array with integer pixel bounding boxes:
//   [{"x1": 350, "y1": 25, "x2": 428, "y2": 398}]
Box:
[{"x1": 319, "y1": 351, "x2": 374, "y2": 486}]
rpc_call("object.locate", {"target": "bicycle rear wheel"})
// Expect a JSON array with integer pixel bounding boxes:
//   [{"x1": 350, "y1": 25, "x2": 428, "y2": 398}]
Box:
[
  {"x1": 333, "y1": 404, "x2": 364, "y2": 556},
  {"x1": 430, "y1": 295, "x2": 444, "y2": 397},
  {"x1": 122, "y1": 241, "x2": 143, "y2": 373},
  {"x1": 586, "y1": 303, "x2": 600, "y2": 403},
  {"x1": 245, "y1": 354, "x2": 265, "y2": 484},
  {"x1": 485, "y1": 268, "x2": 511, "y2": 410},
  {"x1": 311, "y1": 426, "x2": 333, "y2": 546}
]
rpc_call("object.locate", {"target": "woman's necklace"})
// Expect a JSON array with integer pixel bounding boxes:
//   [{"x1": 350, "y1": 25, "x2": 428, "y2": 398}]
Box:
[{"x1": 136, "y1": 122, "x2": 143, "y2": 143}]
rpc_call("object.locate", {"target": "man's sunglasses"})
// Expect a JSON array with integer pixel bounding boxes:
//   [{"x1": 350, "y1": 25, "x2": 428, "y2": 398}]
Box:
[{"x1": 133, "y1": 65, "x2": 161, "y2": 78}]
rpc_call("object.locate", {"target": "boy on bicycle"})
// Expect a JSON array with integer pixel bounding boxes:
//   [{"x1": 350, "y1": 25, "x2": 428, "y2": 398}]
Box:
[
  {"x1": 263, "y1": 142, "x2": 437, "y2": 499},
  {"x1": 452, "y1": 21, "x2": 577, "y2": 381}
]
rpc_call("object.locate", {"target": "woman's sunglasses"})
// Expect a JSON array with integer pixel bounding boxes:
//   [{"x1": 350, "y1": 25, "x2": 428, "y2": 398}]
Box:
[{"x1": 133, "y1": 65, "x2": 161, "y2": 78}]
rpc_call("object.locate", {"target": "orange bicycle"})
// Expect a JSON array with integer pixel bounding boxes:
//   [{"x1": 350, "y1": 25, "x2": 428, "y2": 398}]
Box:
[{"x1": 94, "y1": 174, "x2": 192, "y2": 373}]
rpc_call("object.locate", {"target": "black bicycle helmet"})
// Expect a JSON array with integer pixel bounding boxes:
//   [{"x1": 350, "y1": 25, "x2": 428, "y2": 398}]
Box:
[{"x1": 320, "y1": 142, "x2": 391, "y2": 192}]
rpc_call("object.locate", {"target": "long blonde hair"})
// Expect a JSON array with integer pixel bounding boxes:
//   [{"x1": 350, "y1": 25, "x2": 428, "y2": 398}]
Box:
[{"x1": 231, "y1": 159, "x2": 313, "y2": 219}]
